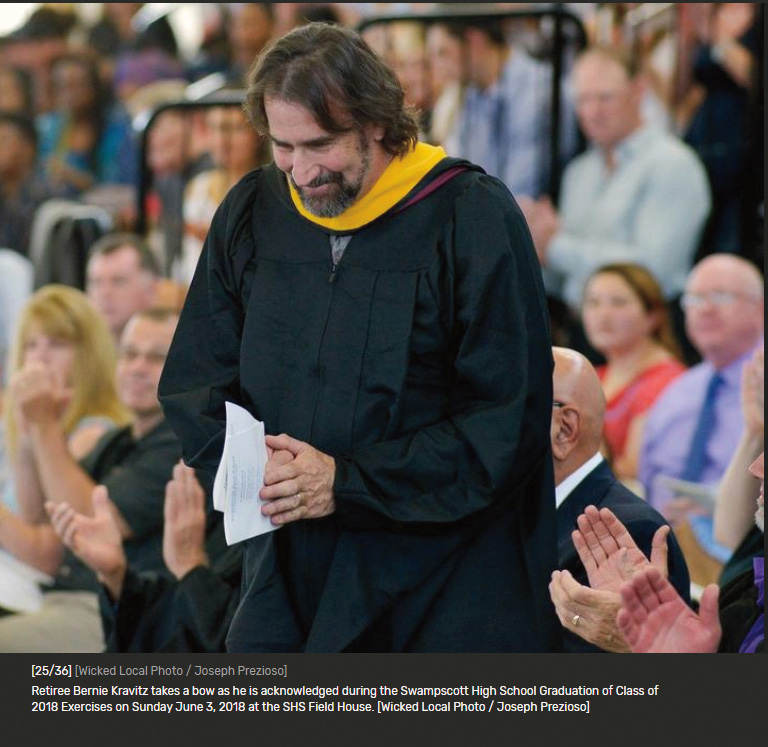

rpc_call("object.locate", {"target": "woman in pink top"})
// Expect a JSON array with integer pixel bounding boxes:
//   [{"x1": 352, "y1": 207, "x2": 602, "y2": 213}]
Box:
[{"x1": 582, "y1": 263, "x2": 686, "y2": 481}]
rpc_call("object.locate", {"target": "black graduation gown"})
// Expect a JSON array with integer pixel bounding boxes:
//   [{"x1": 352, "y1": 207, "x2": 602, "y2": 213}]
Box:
[
  {"x1": 159, "y1": 158, "x2": 562, "y2": 652},
  {"x1": 717, "y1": 564, "x2": 764, "y2": 654},
  {"x1": 101, "y1": 512, "x2": 242, "y2": 653}
]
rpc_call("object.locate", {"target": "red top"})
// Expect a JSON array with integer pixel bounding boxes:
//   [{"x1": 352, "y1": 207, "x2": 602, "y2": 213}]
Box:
[{"x1": 597, "y1": 359, "x2": 687, "y2": 463}]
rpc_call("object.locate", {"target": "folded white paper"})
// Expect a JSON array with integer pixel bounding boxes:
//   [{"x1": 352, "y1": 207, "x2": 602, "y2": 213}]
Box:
[
  {"x1": 655, "y1": 475, "x2": 717, "y2": 512},
  {"x1": 213, "y1": 402, "x2": 278, "y2": 545},
  {"x1": 0, "y1": 548, "x2": 52, "y2": 613}
]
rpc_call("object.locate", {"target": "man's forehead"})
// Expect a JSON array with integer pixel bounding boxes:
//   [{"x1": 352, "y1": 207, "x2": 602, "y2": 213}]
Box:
[
  {"x1": 575, "y1": 58, "x2": 629, "y2": 89},
  {"x1": 687, "y1": 263, "x2": 749, "y2": 292},
  {"x1": 265, "y1": 96, "x2": 353, "y2": 143},
  {"x1": 121, "y1": 317, "x2": 174, "y2": 348},
  {"x1": 90, "y1": 246, "x2": 142, "y2": 272}
]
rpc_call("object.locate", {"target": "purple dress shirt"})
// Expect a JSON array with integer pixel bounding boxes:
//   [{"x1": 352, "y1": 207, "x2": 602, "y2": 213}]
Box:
[{"x1": 638, "y1": 342, "x2": 763, "y2": 562}]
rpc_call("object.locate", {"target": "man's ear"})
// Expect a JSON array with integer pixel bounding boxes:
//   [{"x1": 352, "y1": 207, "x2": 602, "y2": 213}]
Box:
[
  {"x1": 366, "y1": 122, "x2": 385, "y2": 143},
  {"x1": 551, "y1": 406, "x2": 580, "y2": 461}
]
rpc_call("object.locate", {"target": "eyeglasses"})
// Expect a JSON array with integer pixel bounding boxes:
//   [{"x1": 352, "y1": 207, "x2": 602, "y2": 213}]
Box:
[
  {"x1": 553, "y1": 400, "x2": 566, "y2": 408},
  {"x1": 680, "y1": 291, "x2": 757, "y2": 310}
]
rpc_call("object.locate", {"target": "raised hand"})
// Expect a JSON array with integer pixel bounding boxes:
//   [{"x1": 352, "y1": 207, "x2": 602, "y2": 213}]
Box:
[
  {"x1": 11, "y1": 363, "x2": 73, "y2": 432},
  {"x1": 741, "y1": 347, "x2": 764, "y2": 437},
  {"x1": 162, "y1": 462, "x2": 209, "y2": 580},
  {"x1": 617, "y1": 567, "x2": 721, "y2": 653},
  {"x1": 45, "y1": 486, "x2": 126, "y2": 600},
  {"x1": 573, "y1": 505, "x2": 669, "y2": 593}
]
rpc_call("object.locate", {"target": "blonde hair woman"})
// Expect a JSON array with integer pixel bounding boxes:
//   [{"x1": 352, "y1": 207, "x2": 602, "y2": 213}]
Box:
[{"x1": 2, "y1": 285, "x2": 131, "y2": 520}]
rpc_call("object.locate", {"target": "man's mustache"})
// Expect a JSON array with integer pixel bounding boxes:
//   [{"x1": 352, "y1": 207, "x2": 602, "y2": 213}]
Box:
[{"x1": 292, "y1": 171, "x2": 344, "y2": 189}]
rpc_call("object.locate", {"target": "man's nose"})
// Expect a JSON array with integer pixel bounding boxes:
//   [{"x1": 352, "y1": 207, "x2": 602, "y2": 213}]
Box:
[{"x1": 290, "y1": 152, "x2": 317, "y2": 188}]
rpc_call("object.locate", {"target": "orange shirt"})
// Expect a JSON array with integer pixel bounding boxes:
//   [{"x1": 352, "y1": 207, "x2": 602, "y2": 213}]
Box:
[{"x1": 598, "y1": 359, "x2": 686, "y2": 463}]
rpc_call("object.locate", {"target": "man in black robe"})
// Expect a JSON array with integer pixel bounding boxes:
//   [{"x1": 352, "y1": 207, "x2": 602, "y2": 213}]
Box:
[
  {"x1": 46, "y1": 462, "x2": 243, "y2": 653},
  {"x1": 159, "y1": 22, "x2": 561, "y2": 652}
]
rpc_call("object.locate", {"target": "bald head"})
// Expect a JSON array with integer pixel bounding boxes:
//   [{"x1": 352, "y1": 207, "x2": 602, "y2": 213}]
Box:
[
  {"x1": 689, "y1": 254, "x2": 764, "y2": 298},
  {"x1": 551, "y1": 347, "x2": 606, "y2": 484},
  {"x1": 683, "y1": 254, "x2": 764, "y2": 369}
]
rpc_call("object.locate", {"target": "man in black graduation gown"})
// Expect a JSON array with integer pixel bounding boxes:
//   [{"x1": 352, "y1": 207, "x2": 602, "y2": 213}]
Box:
[
  {"x1": 159, "y1": 23, "x2": 561, "y2": 652},
  {"x1": 47, "y1": 462, "x2": 243, "y2": 653}
]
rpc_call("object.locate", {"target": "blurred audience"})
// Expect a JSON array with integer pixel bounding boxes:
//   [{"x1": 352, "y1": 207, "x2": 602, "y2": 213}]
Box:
[
  {"x1": 86, "y1": 3, "x2": 179, "y2": 62},
  {"x1": 714, "y1": 346, "x2": 763, "y2": 587},
  {"x1": 682, "y1": 3, "x2": 760, "y2": 257},
  {"x1": 581, "y1": 263, "x2": 686, "y2": 482},
  {"x1": 0, "y1": 112, "x2": 59, "y2": 257},
  {"x1": 520, "y1": 46, "x2": 711, "y2": 324},
  {"x1": 36, "y1": 53, "x2": 137, "y2": 197},
  {"x1": 112, "y1": 49, "x2": 185, "y2": 107},
  {"x1": 85, "y1": 233, "x2": 160, "y2": 342},
  {"x1": 296, "y1": 4, "x2": 343, "y2": 26},
  {"x1": 0, "y1": 309, "x2": 181, "y2": 652},
  {"x1": 8, "y1": 6, "x2": 77, "y2": 43},
  {"x1": 225, "y1": 3, "x2": 277, "y2": 85},
  {"x1": 144, "y1": 108, "x2": 211, "y2": 276},
  {"x1": 0, "y1": 65, "x2": 35, "y2": 117},
  {"x1": 425, "y1": 21, "x2": 466, "y2": 147},
  {"x1": 445, "y1": 17, "x2": 571, "y2": 198},
  {"x1": 387, "y1": 22, "x2": 432, "y2": 136},
  {"x1": 179, "y1": 105, "x2": 268, "y2": 284},
  {"x1": 639, "y1": 254, "x2": 764, "y2": 579},
  {"x1": 2, "y1": 285, "x2": 130, "y2": 514}
]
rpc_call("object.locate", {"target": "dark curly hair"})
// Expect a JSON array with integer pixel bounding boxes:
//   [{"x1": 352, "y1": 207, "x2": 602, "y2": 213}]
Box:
[{"x1": 245, "y1": 23, "x2": 419, "y2": 157}]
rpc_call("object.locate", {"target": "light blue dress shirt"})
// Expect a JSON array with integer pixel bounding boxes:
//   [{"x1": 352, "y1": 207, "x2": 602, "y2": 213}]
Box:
[
  {"x1": 545, "y1": 124, "x2": 711, "y2": 308},
  {"x1": 447, "y1": 49, "x2": 575, "y2": 198}
]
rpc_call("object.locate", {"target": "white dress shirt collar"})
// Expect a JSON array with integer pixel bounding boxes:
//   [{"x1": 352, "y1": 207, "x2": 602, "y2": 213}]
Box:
[{"x1": 555, "y1": 452, "x2": 605, "y2": 509}]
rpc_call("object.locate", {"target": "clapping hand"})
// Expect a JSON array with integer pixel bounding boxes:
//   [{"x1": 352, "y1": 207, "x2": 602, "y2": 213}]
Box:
[
  {"x1": 45, "y1": 486, "x2": 126, "y2": 600},
  {"x1": 574, "y1": 505, "x2": 669, "y2": 592},
  {"x1": 549, "y1": 507, "x2": 670, "y2": 652},
  {"x1": 617, "y1": 567, "x2": 721, "y2": 653}
]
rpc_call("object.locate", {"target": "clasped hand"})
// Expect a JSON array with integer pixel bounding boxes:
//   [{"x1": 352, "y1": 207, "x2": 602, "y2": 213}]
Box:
[{"x1": 259, "y1": 434, "x2": 336, "y2": 525}]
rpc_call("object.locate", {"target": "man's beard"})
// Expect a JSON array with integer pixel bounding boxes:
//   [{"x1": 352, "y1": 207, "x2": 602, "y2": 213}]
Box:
[
  {"x1": 755, "y1": 502, "x2": 763, "y2": 533},
  {"x1": 291, "y1": 137, "x2": 371, "y2": 218}
]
